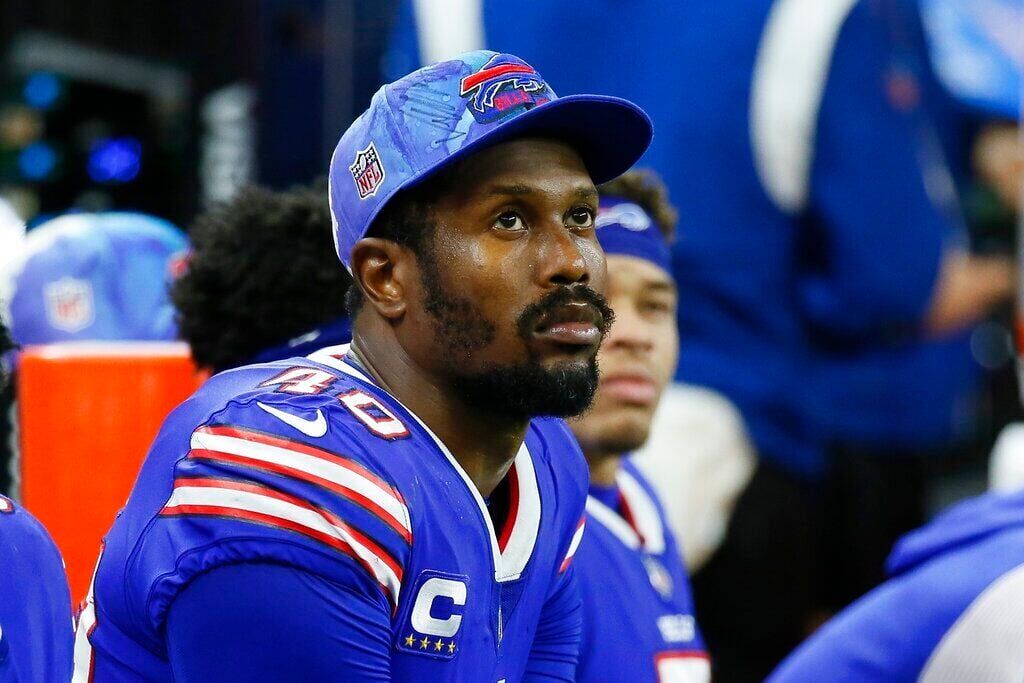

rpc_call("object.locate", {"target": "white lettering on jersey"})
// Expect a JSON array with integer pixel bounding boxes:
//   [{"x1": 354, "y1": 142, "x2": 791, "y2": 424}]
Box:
[
  {"x1": 338, "y1": 389, "x2": 410, "y2": 439},
  {"x1": 657, "y1": 614, "x2": 697, "y2": 644},
  {"x1": 411, "y1": 577, "x2": 467, "y2": 638},
  {"x1": 259, "y1": 367, "x2": 337, "y2": 395}
]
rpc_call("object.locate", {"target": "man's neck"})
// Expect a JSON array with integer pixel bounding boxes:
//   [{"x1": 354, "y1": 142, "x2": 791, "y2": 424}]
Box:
[
  {"x1": 348, "y1": 336, "x2": 528, "y2": 499},
  {"x1": 586, "y1": 450, "x2": 623, "y2": 488}
]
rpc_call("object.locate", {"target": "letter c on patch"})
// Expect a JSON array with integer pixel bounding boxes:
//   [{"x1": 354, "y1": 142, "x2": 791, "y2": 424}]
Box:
[{"x1": 410, "y1": 577, "x2": 467, "y2": 638}]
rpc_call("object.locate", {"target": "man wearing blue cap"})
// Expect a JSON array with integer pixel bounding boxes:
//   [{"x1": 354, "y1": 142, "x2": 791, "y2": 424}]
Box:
[
  {"x1": 570, "y1": 170, "x2": 709, "y2": 682},
  {"x1": 75, "y1": 51, "x2": 651, "y2": 680},
  {"x1": 0, "y1": 319, "x2": 74, "y2": 681}
]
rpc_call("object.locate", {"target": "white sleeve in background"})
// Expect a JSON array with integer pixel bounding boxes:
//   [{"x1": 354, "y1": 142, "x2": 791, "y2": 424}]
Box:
[
  {"x1": 633, "y1": 384, "x2": 756, "y2": 572},
  {"x1": 412, "y1": 0, "x2": 485, "y2": 66},
  {"x1": 919, "y1": 562, "x2": 1024, "y2": 683}
]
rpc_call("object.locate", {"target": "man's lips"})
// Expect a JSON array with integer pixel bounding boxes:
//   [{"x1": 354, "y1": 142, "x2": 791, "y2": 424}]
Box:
[
  {"x1": 531, "y1": 303, "x2": 603, "y2": 347},
  {"x1": 602, "y1": 373, "x2": 658, "y2": 405}
]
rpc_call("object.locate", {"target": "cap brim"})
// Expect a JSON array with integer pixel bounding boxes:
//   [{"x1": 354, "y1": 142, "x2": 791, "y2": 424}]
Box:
[{"x1": 412, "y1": 94, "x2": 653, "y2": 189}]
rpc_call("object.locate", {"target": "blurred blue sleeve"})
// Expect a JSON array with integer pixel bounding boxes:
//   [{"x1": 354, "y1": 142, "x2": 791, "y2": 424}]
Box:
[
  {"x1": 166, "y1": 563, "x2": 392, "y2": 681},
  {"x1": 523, "y1": 565, "x2": 583, "y2": 682},
  {"x1": 801, "y1": 1, "x2": 948, "y2": 338}
]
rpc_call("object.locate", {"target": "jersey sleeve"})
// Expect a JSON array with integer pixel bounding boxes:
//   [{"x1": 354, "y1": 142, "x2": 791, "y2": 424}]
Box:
[
  {"x1": 166, "y1": 562, "x2": 391, "y2": 681},
  {"x1": 126, "y1": 391, "x2": 412, "y2": 639},
  {"x1": 799, "y1": 0, "x2": 947, "y2": 338}
]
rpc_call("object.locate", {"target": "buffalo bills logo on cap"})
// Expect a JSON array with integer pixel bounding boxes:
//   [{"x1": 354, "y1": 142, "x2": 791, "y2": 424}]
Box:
[
  {"x1": 44, "y1": 277, "x2": 94, "y2": 333},
  {"x1": 459, "y1": 54, "x2": 551, "y2": 124},
  {"x1": 350, "y1": 142, "x2": 386, "y2": 199}
]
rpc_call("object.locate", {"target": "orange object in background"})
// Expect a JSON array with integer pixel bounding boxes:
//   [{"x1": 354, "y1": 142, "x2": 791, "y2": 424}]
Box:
[{"x1": 17, "y1": 342, "x2": 203, "y2": 601}]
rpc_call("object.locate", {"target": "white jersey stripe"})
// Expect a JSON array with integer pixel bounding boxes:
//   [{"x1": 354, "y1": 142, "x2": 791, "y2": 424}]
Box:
[
  {"x1": 164, "y1": 483, "x2": 402, "y2": 604},
  {"x1": 586, "y1": 496, "x2": 642, "y2": 550},
  {"x1": 190, "y1": 429, "x2": 411, "y2": 536},
  {"x1": 560, "y1": 518, "x2": 586, "y2": 572}
]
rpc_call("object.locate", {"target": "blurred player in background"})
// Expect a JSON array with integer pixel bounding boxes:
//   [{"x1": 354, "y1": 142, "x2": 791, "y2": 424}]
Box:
[
  {"x1": 75, "y1": 51, "x2": 651, "y2": 680},
  {"x1": 0, "y1": 317, "x2": 73, "y2": 682},
  {"x1": 171, "y1": 180, "x2": 352, "y2": 374},
  {"x1": 767, "y1": 483, "x2": 1024, "y2": 681},
  {"x1": 571, "y1": 170, "x2": 709, "y2": 682}
]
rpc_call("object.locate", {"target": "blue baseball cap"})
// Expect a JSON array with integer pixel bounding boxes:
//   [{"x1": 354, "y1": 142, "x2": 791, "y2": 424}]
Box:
[
  {"x1": 595, "y1": 197, "x2": 673, "y2": 276},
  {"x1": 922, "y1": 0, "x2": 1022, "y2": 119},
  {"x1": 0, "y1": 212, "x2": 189, "y2": 346},
  {"x1": 328, "y1": 50, "x2": 653, "y2": 269}
]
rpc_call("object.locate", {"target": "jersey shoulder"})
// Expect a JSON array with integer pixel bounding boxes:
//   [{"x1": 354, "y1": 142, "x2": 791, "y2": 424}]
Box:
[{"x1": 121, "y1": 352, "x2": 420, "y2": 638}]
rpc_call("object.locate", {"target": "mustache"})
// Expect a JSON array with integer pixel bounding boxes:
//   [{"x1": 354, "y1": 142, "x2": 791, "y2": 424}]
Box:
[{"x1": 516, "y1": 285, "x2": 615, "y2": 340}]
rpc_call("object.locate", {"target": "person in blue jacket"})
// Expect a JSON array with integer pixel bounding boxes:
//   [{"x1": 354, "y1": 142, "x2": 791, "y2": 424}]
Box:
[
  {"x1": 768, "y1": 489, "x2": 1024, "y2": 681},
  {"x1": 570, "y1": 170, "x2": 709, "y2": 682},
  {"x1": 0, "y1": 318, "x2": 74, "y2": 682},
  {"x1": 388, "y1": 2, "x2": 1015, "y2": 680}
]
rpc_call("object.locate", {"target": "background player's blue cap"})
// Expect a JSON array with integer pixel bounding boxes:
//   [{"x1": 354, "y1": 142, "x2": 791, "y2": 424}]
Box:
[
  {"x1": 922, "y1": 0, "x2": 1022, "y2": 119},
  {"x1": 0, "y1": 212, "x2": 189, "y2": 346},
  {"x1": 329, "y1": 50, "x2": 653, "y2": 269}
]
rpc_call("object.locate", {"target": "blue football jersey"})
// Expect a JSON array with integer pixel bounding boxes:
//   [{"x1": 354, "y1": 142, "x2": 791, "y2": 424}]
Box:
[
  {"x1": 575, "y1": 460, "x2": 709, "y2": 683},
  {"x1": 0, "y1": 496, "x2": 74, "y2": 682},
  {"x1": 769, "y1": 489, "x2": 1024, "y2": 681},
  {"x1": 73, "y1": 344, "x2": 589, "y2": 681}
]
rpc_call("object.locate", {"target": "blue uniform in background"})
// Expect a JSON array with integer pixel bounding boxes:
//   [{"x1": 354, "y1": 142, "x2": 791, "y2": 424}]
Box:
[
  {"x1": 0, "y1": 495, "x2": 73, "y2": 682},
  {"x1": 75, "y1": 344, "x2": 588, "y2": 681},
  {"x1": 576, "y1": 460, "x2": 708, "y2": 683},
  {"x1": 769, "y1": 489, "x2": 1024, "y2": 681}
]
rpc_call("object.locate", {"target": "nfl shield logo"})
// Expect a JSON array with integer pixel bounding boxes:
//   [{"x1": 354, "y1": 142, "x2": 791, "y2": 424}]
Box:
[
  {"x1": 44, "y1": 277, "x2": 95, "y2": 333},
  {"x1": 350, "y1": 142, "x2": 385, "y2": 199}
]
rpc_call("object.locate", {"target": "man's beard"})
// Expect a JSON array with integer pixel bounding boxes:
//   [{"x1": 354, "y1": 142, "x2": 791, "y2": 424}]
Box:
[{"x1": 419, "y1": 251, "x2": 614, "y2": 419}]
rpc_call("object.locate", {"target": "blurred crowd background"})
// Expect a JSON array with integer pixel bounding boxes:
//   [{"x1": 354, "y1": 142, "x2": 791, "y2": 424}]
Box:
[{"x1": 0, "y1": 0, "x2": 1020, "y2": 680}]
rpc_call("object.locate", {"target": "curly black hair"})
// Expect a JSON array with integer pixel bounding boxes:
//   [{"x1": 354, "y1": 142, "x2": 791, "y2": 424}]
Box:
[
  {"x1": 599, "y1": 168, "x2": 678, "y2": 242},
  {"x1": 172, "y1": 180, "x2": 352, "y2": 372}
]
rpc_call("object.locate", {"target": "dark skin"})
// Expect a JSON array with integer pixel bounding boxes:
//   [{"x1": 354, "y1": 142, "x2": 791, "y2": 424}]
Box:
[{"x1": 348, "y1": 137, "x2": 606, "y2": 497}]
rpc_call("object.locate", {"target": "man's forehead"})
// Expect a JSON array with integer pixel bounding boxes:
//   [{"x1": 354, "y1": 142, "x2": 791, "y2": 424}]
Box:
[{"x1": 443, "y1": 138, "x2": 595, "y2": 196}]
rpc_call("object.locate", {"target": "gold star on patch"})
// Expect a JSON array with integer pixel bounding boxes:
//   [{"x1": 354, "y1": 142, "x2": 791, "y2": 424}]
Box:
[
  {"x1": 404, "y1": 634, "x2": 415, "y2": 647},
  {"x1": 420, "y1": 636, "x2": 430, "y2": 649},
  {"x1": 448, "y1": 641, "x2": 456, "y2": 654},
  {"x1": 434, "y1": 639, "x2": 444, "y2": 651}
]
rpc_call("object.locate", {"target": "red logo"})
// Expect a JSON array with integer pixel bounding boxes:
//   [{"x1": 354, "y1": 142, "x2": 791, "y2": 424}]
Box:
[
  {"x1": 44, "y1": 277, "x2": 95, "y2": 333},
  {"x1": 350, "y1": 142, "x2": 386, "y2": 199}
]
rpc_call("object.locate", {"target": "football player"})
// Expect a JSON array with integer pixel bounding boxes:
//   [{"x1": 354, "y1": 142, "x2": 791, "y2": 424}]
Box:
[
  {"x1": 74, "y1": 50, "x2": 651, "y2": 681},
  {"x1": 0, "y1": 318, "x2": 74, "y2": 681},
  {"x1": 571, "y1": 170, "x2": 709, "y2": 683}
]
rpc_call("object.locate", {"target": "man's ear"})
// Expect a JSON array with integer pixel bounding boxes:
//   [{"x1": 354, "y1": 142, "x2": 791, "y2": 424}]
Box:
[{"x1": 350, "y1": 238, "x2": 410, "y2": 320}]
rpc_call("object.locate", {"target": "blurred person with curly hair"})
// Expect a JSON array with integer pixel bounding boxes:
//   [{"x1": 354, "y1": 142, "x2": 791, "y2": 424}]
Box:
[{"x1": 172, "y1": 180, "x2": 353, "y2": 373}]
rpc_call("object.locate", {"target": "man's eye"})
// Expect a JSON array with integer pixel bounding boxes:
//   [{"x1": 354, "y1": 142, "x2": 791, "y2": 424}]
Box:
[
  {"x1": 494, "y1": 212, "x2": 525, "y2": 231},
  {"x1": 568, "y1": 207, "x2": 595, "y2": 229}
]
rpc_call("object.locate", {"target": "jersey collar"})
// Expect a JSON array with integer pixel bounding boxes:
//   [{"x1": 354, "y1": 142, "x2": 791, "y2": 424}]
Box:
[
  {"x1": 585, "y1": 466, "x2": 665, "y2": 554},
  {"x1": 308, "y1": 343, "x2": 541, "y2": 582}
]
